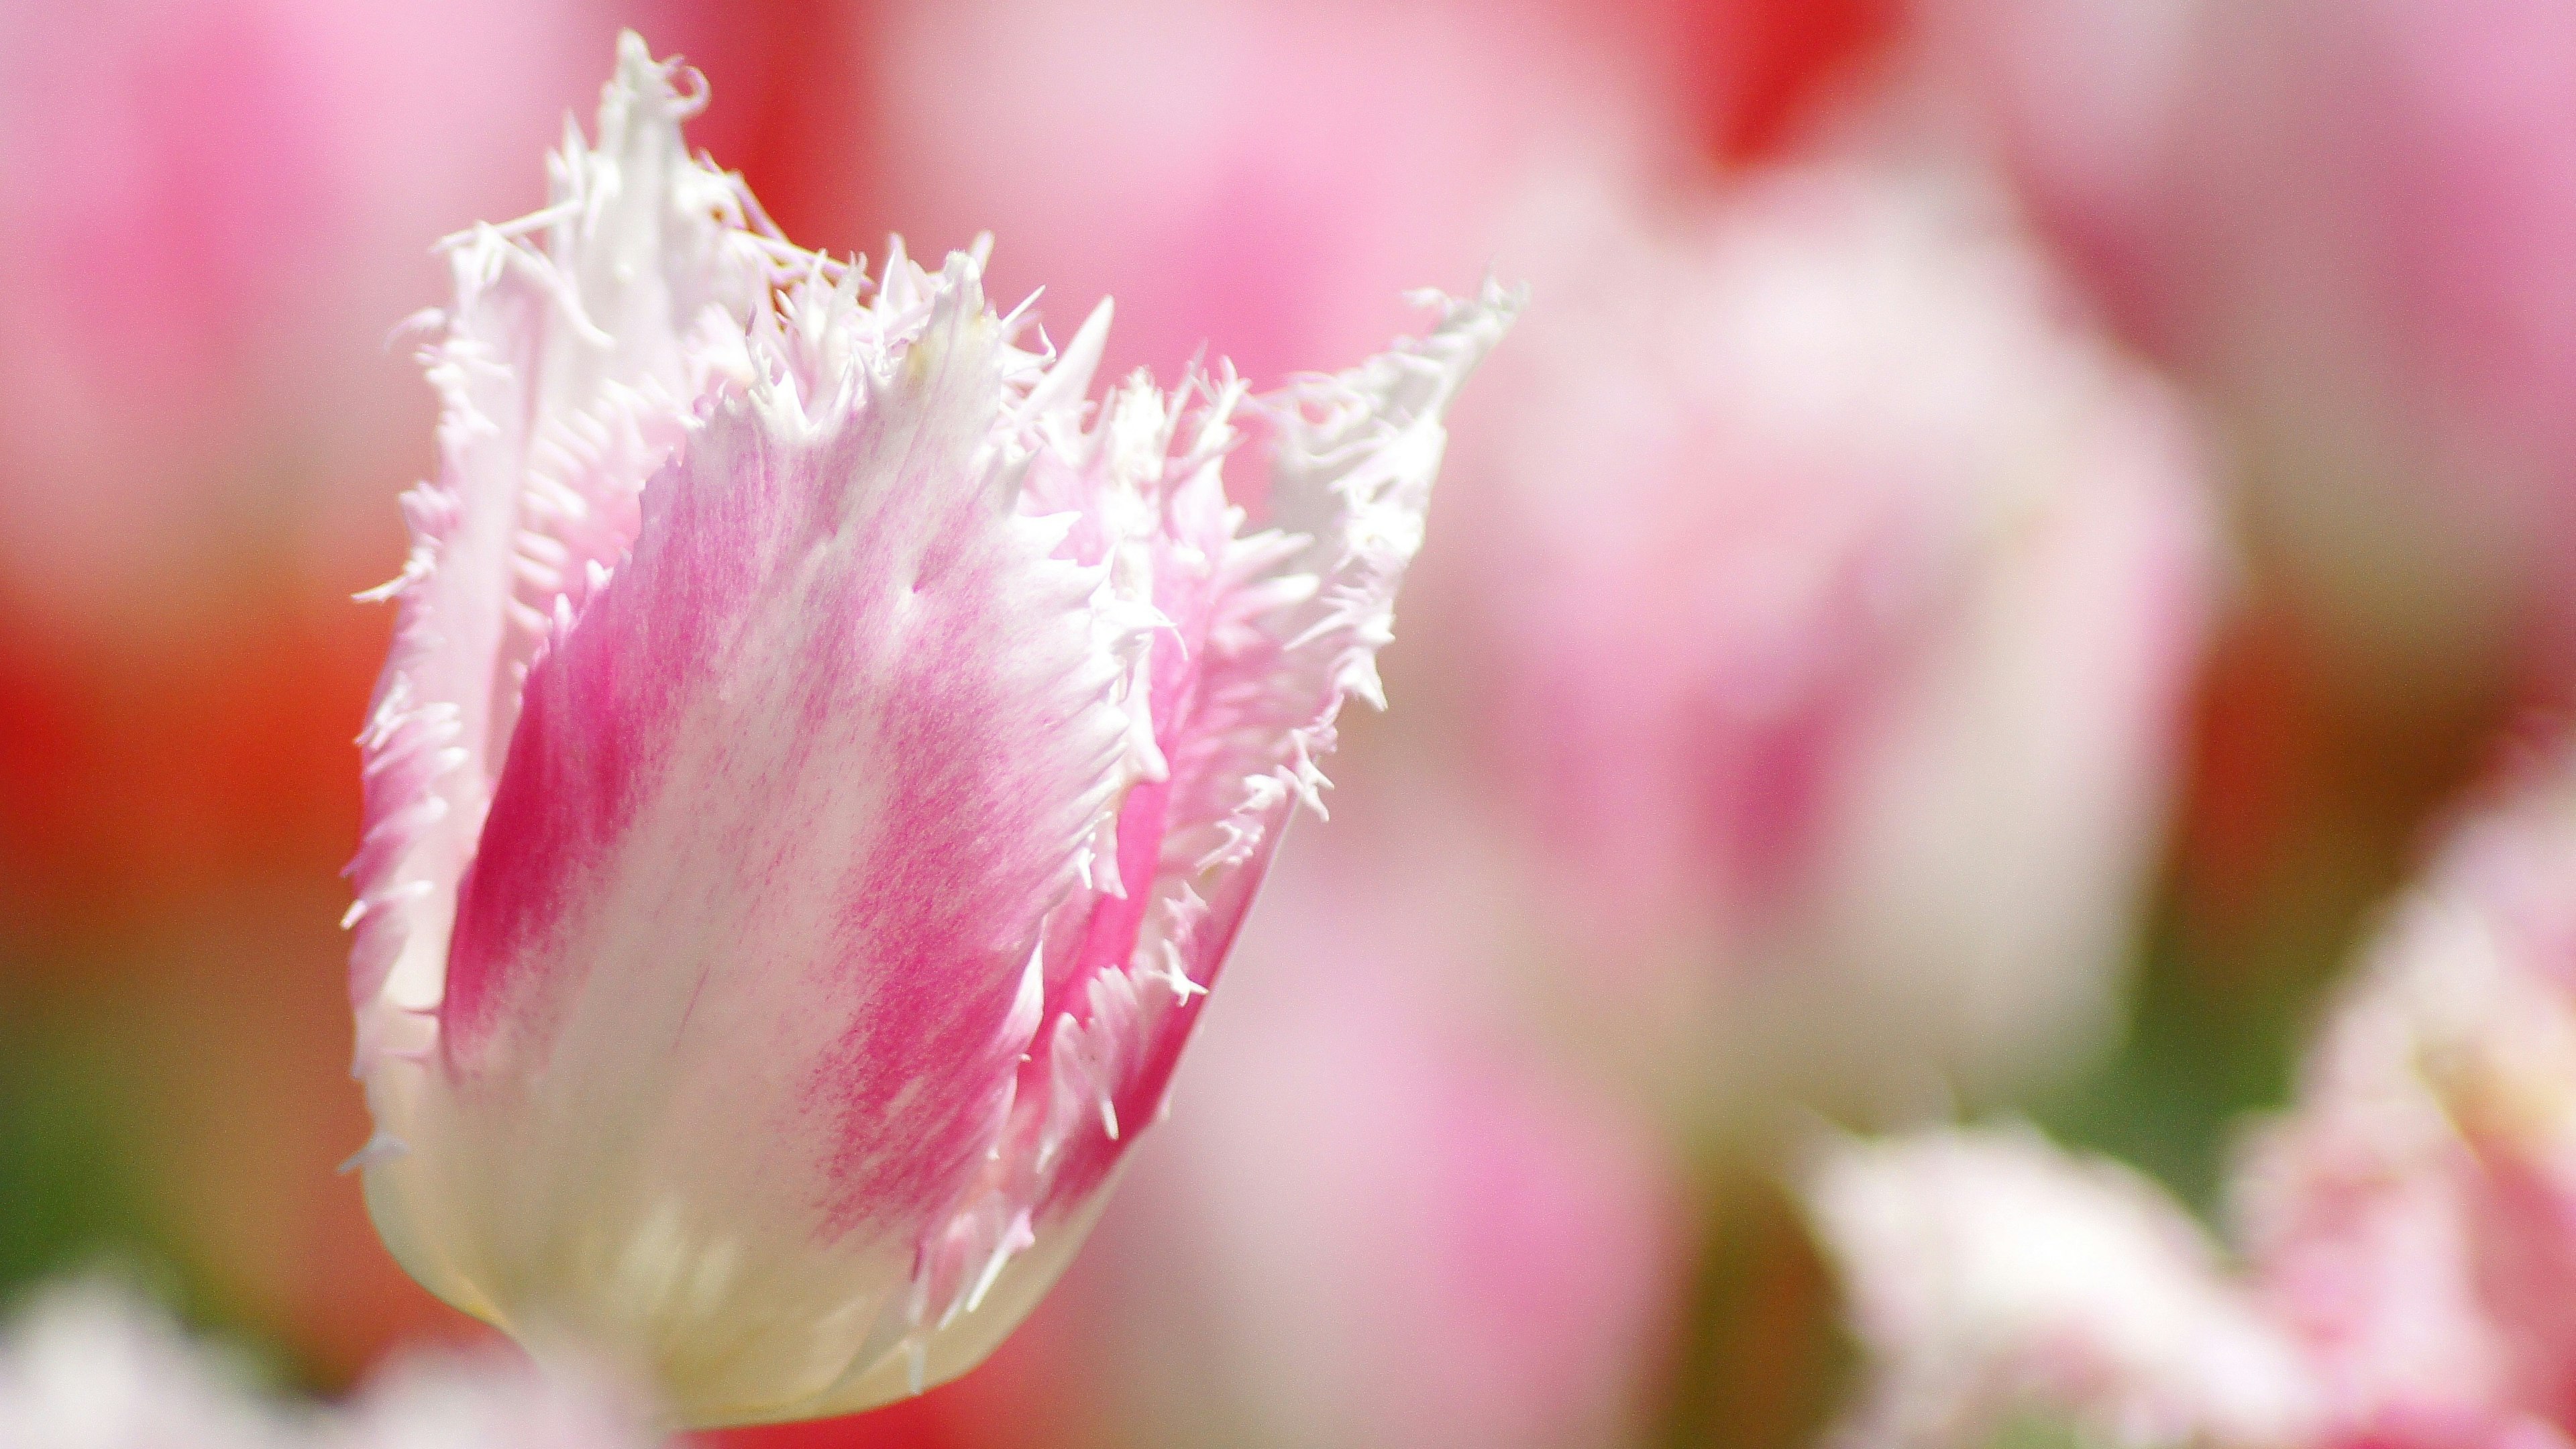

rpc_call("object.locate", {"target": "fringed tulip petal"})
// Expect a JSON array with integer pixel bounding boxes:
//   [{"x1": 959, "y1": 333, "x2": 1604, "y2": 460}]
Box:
[
  {"x1": 814, "y1": 284, "x2": 1521, "y2": 1419},
  {"x1": 347, "y1": 36, "x2": 1508, "y2": 1426},
  {"x1": 351, "y1": 34, "x2": 786, "y2": 1076},
  {"x1": 390, "y1": 260, "x2": 1155, "y2": 1424}
]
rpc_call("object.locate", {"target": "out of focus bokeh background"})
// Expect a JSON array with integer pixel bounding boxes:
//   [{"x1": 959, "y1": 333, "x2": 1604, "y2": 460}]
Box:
[{"x1": 5, "y1": 0, "x2": 2573, "y2": 1444}]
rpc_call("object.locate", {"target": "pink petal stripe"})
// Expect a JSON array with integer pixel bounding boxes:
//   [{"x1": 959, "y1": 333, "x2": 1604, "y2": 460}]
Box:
[
  {"x1": 439, "y1": 260, "x2": 1148, "y2": 1251},
  {"x1": 348, "y1": 34, "x2": 795, "y2": 1076},
  {"x1": 895, "y1": 284, "x2": 1521, "y2": 1339}
]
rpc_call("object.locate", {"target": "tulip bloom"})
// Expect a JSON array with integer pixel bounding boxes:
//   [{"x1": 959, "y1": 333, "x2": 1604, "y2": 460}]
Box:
[
  {"x1": 1808, "y1": 763, "x2": 2576, "y2": 1448},
  {"x1": 343, "y1": 35, "x2": 1510, "y2": 1426},
  {"x1": 2232, "y1": 784, "x2": 2576, "y2": 1448},
  {"x1": 863, "y1": 0, "x2": 1676, "y2": 396},
  {"x1": 1426, "y1": 160, "x2": 2214, "y2": 1130}
]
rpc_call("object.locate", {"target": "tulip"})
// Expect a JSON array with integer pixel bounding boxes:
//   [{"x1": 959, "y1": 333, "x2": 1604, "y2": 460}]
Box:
[
  {"x1": 855, "y1": 0, "x2": 2213, "y2": 1133},
  {"x1": 1424, "y1": 159, "x2": 2215, "y2": 1130},
  {"x1": 2232, "y1": 774, "x2": 2576, "y2": 1447},
  {"x1": 857, "y1": 0, "x2": 1909, "y2": 403},
  {"x1": 0, "y1": 1281, "x2": 660, "y2": 1449},
  {"x1": 343, "y1": 34, "x2": 1511, "y2": 1426},
  {"x1": 1808, "y1": 763, "x2": 2576, "y2": 1448}
]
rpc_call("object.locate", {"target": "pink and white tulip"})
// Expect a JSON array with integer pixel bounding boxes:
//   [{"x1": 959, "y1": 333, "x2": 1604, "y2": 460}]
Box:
[
  {"x1": 343, "y1": 35, "x2": 1511, "y2": 1426},
  {"x1": 2233, "y1": 773, "x2": 2576, "y2": 1448},
  {"x1": 1430, "y1": 159, "x2": 2216, "y2": 1128},
  {"x1": 856, "y1": 0, "x2": 2211, "y2": 1130},
  {"x1": 1809, "y1": 763, "x2": 2576, "y2": 1448}
]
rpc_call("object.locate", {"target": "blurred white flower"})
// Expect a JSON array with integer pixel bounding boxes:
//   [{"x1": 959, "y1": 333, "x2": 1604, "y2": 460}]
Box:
[
  {"x1": 0, "y1": 1282, "x2": 657, "y2": 1449},
  {"x1": 1811, "y1": 760, "x2": 2576, "y2": 1449},
  {"x1": 0, "y1": 1283, "x2": 284, "y2": 1449},
  {"x1": 1805, "y1": 1127, "x2": 2320, "y2": 1449},
  {"x1": 319, "y1": 1350, "x2": 655, "y2": 1449}
]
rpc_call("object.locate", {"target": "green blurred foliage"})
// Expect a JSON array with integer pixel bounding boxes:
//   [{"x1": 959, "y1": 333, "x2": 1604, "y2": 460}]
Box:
[{"x1": 0, "y1": 1003, "x2": 158, "y2": 1295}]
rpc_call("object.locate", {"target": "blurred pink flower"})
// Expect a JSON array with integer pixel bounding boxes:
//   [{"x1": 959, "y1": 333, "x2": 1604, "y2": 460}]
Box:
[
  {"x1": 0, "y1": 1281, "x2": 659, "y2": 1449},
  {"x1": 853, "y1": 0, "x2": 1929, "y2": 410},
  {"x1": 2233, "y1": 774, "x2": 2576, "y2": 1448},
  {"x1": 345, "y1": 36, "x2": 1511, "y2": 1426},
  {"x1": 0, "y1": 0, "x2": 616, "y2": 636},
  {"x1": 975, "y1": 830, "x2": 1686, "y2": 1449},
  {"x1": 1426, "y1": 159, "x2": 2216, "y2": 1127},
  {"x1": 1805, "y1": 1127, "x2": 2320, "y2": 1449},
  {"x1": 1928, "y1": 0, "x2": 2576, "y2": 684},
  {"x1": 1811, "y1": 762, "x2": 2576, "y2": 1448},
  {"x1": 860, "y1": 0, "x2": 1678, "y2": 394}
]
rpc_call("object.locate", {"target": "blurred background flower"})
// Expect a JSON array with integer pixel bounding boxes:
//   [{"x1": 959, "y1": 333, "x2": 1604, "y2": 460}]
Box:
[
  {"x1": 5, "y1": 0, "x2": 2573, "y2": 1445},
  {"x1": 1806, "y1": 754, "x2": 2576, "y2": 1448},
  {"x1": 0, "y1": 1278, "x2": 662, "y2": 1448},
  {"x1": 1803, "y1": 1126, "x2": 2319, "y2": 1448},
  {"x1": 1924, "y1": 0, "x2": 2576, "y2": 710},
  {"x1": 952, "y1": 835, "x2": 1688, "y2": 1449},
  {"x1": 1417, "y1": 154, "x2": 2217, "y2": 1135}
]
